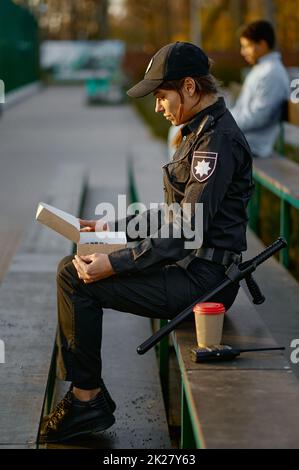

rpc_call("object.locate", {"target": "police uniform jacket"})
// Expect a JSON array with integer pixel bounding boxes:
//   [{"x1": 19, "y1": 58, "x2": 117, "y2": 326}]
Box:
[{"x1": 108, "y1": 97, "x2": 254, "y2": 275}]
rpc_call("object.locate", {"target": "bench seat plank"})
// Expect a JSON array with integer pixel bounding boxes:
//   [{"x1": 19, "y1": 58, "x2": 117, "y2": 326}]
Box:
[
  {"x1": 253, "y1": 155, "x2": 299, "y2": 206},
  {"x1": 173, "y1": 288, "x2": 289, "y2": 372},
  {"x1": 173, "y1": 288, "x2": 299, "y2": 448},
  {"x1": 186, "y1": 369, "x2": 299, "y2": 449},
  {"x1": 0, "y1": 272, "x2": 57, "y2": 445}
]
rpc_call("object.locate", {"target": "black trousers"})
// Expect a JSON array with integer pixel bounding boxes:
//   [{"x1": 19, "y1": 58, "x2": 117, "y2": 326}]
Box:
[{"x1": 56, "y1": 255, "x2": 239, "y2": 389}]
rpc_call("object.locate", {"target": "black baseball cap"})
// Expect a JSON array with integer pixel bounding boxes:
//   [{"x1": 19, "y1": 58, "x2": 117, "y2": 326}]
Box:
[{"x1": 127, "y1": 42, "x2": 210, "y2": 98}]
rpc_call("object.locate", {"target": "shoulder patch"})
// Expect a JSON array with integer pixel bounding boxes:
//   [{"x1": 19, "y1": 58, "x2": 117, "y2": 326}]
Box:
[{"x1": 191, "y1": 151, "x2": 218, "y2": 183}]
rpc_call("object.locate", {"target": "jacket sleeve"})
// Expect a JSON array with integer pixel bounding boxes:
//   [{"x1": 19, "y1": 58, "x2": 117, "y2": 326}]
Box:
[
  {"x1": 182, "y1": 131, "x2": 237, "y2": 234},
  {"x1": 108, "y1": 130, "x2": 244, "y2": 275},
  {"x1": 231, "y1": 72, "x2": 287, "y2": 132},
  {"x1": 107, "y1": 207, "x2": 162, "y2": 242}
]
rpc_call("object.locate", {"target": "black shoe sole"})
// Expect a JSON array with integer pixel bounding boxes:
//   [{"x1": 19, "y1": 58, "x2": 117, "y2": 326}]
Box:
[{"x1": 40, "y1": 414, "x2": 115, "y2": 444}]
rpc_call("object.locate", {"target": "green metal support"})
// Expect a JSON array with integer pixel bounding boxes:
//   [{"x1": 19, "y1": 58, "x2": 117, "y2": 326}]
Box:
[
  {"x1": 280, "y1": 199, "x2": 291, "y2": 267},
  {"x1": 180, "y1": 382, "x2": 196, "y2": 449},
  {"x1": 249, "y1": 180, "x2": 261, "y2": 233},
  {"x1": 252, "y1": 168, "x2": 297, "y2": 270},
  {"x1": 159, "y1": 319, "x2": 170, "y2": 418}
]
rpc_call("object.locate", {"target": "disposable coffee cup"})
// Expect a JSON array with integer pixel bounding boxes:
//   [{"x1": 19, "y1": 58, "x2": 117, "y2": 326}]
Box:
[{"x1": 193, "y1": 302, "x2": 226, "y2": 347}]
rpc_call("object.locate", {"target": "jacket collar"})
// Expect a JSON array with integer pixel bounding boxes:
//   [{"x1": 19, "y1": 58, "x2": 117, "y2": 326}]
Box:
[
  {"x1": 181, "y1": 97, "x2": 227, "y2": 137},
  {"x1": 258, "y1": 51, "x2": 281, "y2": 64}
]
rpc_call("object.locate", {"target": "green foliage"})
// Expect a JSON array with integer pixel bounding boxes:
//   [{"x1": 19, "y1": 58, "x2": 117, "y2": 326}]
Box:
[
  {"x1": 282, "y1": 144, "x2": 299, "y2": 165},
  {"x1": 256, "y1": 186, "x2": 299, "y2": 282},
  {"x1": 212, "y1": 63, "x2": 242, "y2": 87},
  {"x1": 0, "y1": 0, "x2": 39, "y2": 93}
]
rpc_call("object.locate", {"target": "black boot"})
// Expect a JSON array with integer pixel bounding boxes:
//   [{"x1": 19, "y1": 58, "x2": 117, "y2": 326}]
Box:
[
  {"x1": 68, "y1": 379, "x2": 116, "y2": 413},
  {"x1": 39, "y1": 390, "x2": 115, "y2": 443},
  {"x1": 99, "y1": 378, "x2": 116, "y2": 413}
]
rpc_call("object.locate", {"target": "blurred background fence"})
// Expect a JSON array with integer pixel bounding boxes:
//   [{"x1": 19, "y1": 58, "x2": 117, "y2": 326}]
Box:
[{"x1": 0, "y1": 0, "x2": 39, "y2": 93}]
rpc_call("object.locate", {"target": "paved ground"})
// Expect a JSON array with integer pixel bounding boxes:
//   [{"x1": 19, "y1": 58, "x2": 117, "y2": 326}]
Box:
[
  {"x1": 244, "y1": 230, "x2": 299, "y2": 380},
  {"x1": 0, "y1": 86, "x2": 171, "y2": 449},
  {"x1": 0, "y1": 228, "x2": 22, "y2": 282},
  {"x1": 0, "y1": 86, "x2": 167, "y2": 281}
]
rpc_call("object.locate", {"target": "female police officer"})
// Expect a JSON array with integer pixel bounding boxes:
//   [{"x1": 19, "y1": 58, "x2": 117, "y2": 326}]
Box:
[{"x1": 40, "y1": 42, "x2": 253, "y2": 443}]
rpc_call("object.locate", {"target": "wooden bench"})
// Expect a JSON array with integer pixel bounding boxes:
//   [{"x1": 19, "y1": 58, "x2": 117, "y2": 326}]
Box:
[
  {"x1": 128, "y1": 113, "x2": 299, "y2": 448},
  {"x1": 277, "y1": 99, "x2": 299, "y2": 155},
  {"x1": 249, "y1": 100, "x2": 299, "y2": 268},
  {"x1": 173, "y1": 99, "x2": 299, "y2": 446},
  {"x1": 0, "y1": 163, "x2": 86, "y2": 448},
  {"x1": 158, "y1": 287, "x2": 299, "y2": 449}
]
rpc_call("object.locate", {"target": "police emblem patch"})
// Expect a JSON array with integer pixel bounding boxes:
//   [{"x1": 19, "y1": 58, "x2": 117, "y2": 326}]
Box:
[{"x1": 191, "y1": 151, "x2": 218, "y2": 183}]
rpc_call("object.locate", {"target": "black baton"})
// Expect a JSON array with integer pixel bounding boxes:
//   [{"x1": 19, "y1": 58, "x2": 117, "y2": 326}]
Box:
[{"x1": 137, "y1": 237, "x2": 287, "y2": 355}]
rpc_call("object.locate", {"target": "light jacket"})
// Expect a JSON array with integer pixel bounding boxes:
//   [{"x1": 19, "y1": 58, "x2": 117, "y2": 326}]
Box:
[{"x1": 231, "y1": 52, "x2": 290, "y2": 157}]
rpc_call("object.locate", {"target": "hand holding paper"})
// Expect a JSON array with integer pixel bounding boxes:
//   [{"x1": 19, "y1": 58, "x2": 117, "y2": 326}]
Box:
[
  {"x1": 72, "y1": 253, "x2": 115, "y2": 283},
  {"x1": 79, "y1": 218, "x2": 109, "y2": 233},
  {"x1": 79, "y1": 219, "x2": 96, "y2": 232},
  {"x1": 35, "y1": 202, "x2": 126, "y2": 255}
]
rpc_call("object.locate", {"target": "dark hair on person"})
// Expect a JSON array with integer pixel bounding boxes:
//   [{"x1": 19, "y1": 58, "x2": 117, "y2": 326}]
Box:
[
  {"x1": 239, "y1": 20, "x2": 276, "y2": 50},
  {"x1": 160, "y1": 59, "x2": 220, "y2": 103},
  {"x1": 159, "y1": 60, "x2": 220, "y2": 150}
]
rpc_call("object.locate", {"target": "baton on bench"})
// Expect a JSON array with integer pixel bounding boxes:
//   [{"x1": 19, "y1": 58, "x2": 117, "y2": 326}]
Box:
[{"x1": 137, "y1": 237, "x2": 287, "y2": 355}]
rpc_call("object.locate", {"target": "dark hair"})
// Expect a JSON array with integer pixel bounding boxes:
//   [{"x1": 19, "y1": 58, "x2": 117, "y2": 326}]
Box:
[
  {"x1": 160, "y1": 74, "x2": 219, "y2": 101},
  {"x1": 159, "y1": 69, "x2": 220, "y2": 150},
  {"x1": 160, "y1": 57, "x2": 219, "y2": 100},
  {"x1": 239, "y1": 20, "x2": 276, "y2": 50}
]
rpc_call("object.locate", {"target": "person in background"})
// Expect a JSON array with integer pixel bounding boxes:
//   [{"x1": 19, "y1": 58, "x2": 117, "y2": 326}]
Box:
[{"x1": 231, "y1": 20, "x2": 290, "y2": 158}]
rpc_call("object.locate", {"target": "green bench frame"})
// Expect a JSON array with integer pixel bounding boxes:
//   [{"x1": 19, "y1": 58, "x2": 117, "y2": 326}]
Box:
[
  {"x1": 248, "y1": 100, "x2": 299, "y2": 268},
  {"x1": 157, "y1": 288, "x2": 299, "y2": 449}
]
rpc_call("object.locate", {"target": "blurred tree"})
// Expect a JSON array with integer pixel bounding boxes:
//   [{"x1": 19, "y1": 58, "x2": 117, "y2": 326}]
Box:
[
  {"x1": 98, "y1": 0, "x2": 109, "y2": 39},
  {"x1": 13, "y1": 0, "x2": 109, "y2": 39},
  {"x1": 190, "y1": 0, "x2": 202, "y2": 46},
  {"x1": 245, "y1": 0, "x2": 264, "y2": 22},
  {"x1": 118, "y1": 0, "x2": 174, "y2": 52},
  {"x1": 12, "y1": 0, "x2": 299, "y2": 59},
  {"x1": 201, "y1": 0, "x2": 235, "y2": 50},
  {"x1": 229, "y1": 0, "x2": 246, "y2": 31},
  {"x1": 264, "y1": 0, "x2": 276, "y2": 26}
]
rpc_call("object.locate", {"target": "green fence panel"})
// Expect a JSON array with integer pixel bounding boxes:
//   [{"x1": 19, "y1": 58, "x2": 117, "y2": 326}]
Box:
[{"x1": 0, "y1": 0, "x2": 39, "y2": 93}]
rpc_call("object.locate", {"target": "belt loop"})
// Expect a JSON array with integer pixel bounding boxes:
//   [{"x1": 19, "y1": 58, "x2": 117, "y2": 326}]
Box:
[{"x1": 194, "y1": 247, "x2": 241, "y2": 266}]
